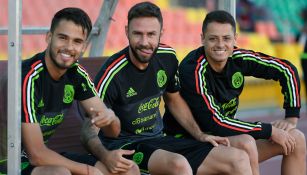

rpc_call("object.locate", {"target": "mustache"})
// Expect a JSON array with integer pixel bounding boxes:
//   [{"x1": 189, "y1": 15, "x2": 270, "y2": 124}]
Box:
[{"x1": 136, "y1": 46, "x2": 153, "y2": 50}]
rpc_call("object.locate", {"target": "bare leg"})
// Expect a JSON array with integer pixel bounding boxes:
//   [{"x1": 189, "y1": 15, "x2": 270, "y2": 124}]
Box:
[
  {"x1": 196, "y1": 145, "x2": 253, "y2": 175},
  {"x1": 257, "y1": 129, "x2": 306, "y2": 175},
  {"x1": 228, "y1": 134, "x2": 260, "y2": 175},
  {"x1": 31, "y1": 166, "x2": 71, "y2": 175},
  {"x1": 95, "y1": 161, "x2": 140, "y2": 175},
  {"x1": 148, "y1": 149, "x2": 193, "y2": 175}
]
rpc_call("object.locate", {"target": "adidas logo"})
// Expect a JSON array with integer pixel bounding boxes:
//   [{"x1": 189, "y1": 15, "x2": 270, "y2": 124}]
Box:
[
  {"x1": 38, "y1": 98, "x2": 44, "y2": 108},
  {"x1": 126, "y1": 87, "x2": 137, "y2": 98}
]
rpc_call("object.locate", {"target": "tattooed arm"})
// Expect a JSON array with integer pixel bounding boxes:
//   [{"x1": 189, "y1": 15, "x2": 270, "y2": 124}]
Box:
[{"x1": 80, "y1": 118, "x2": 135, "y2": 174}]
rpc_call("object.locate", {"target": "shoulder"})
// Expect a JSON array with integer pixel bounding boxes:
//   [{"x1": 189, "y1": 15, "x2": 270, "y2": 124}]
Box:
[
  {"x1": 155, "y1": 43, "x2": 178, "y2": 66},
  {"x1": 101, "y1": 47, "x2": 129, "y2": 70},
  {"x1": 179, "y1": 46, "x2": 204, "y2": 69},
  {"x1": 232, "y1": 47, "x2": 257, "y2": 58},
  {"x1": 94, "y1": 47, "x2": 129, "y2": 84},
  {"x1": 67, "y1": 62, "x2": 90, "y2": 78},
  {"x1": 157, "y1": 43, "x2": 176, "y2": 55},
  {"x1": 22, "y1": 52, "x2": 45, "y2": 78}
]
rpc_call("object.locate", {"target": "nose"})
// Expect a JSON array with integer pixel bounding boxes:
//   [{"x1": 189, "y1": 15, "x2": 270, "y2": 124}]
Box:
[
  {"x1": 216, "y1": 38, "x2": 224, "y2": 47},
  {"x1": 140, "y1": 35, "x2": 149, "y2": 46},
  {"x1": 66, "y1": 40, "x2": 74, "y2": 51}
]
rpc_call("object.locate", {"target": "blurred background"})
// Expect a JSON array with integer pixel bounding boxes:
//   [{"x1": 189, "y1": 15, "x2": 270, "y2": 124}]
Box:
[{"x1": 0, "y1": 0, "x2": 307, "y2": 174}]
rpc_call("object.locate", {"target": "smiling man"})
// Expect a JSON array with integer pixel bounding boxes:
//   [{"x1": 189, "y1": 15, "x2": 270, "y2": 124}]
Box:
[
  {"x1": 18, "y1": 7, "x2": 126, "y2": 175},
  {"x1": 163, "y1": 10, "x2": 306, "y2": 175},
  {"x1": 81, "y1": 2, "x2": 259, "y2": 175}
]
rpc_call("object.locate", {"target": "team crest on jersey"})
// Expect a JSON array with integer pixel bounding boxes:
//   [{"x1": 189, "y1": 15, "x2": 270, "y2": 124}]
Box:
[
  {"x1": 133, "y1": 152, "x2": 144, "y2": 165},
  {"x1": 231, "y1": 72, "x2": 243, "y2": 88},
  {"x1": 63, "y1": 85, "x2": 74, "y2": 104},
  {"x1": 157, "y1": 70, "x2": 167, "y2": 87}
]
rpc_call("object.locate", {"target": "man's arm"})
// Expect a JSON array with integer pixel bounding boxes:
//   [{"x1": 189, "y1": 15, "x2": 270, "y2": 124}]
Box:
[
  {"x1": 79, "y1": 96, "x2": 120, "y2": 137},
  {"x1": 22, "y1": 123, "x2": 97, "y2": 174},
  {"x1": 80, "y1": 118, "x2": 135, "y2": 174},
  {"x1": 163, "y1": 91, "x2": 229, "y2": 146}
]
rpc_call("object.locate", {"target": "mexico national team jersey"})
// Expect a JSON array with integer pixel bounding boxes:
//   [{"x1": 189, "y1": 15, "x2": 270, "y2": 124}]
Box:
[
  {"x1": 22, "y1": 51, "x2": 97, "y2": 142},
  {"x1": 95, "y1": 44, "x2": 180, "y2": 148},
  {"x1": 164, "y1": 46, "x2": 301, "y2": 139}
]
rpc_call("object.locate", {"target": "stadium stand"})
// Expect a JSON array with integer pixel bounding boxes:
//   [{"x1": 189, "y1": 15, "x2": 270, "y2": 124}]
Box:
[
  {"x1": 253, "y1": 0, "x2": 307, "y2": 37},
  {"x1": 1, "y1": 1, "x2": 307, "y2": 174}
]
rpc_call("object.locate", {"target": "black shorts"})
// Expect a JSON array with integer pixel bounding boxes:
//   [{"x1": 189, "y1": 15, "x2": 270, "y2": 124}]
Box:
[
  {"x1": 120, "y1": 136, "x2": 214, "y2": 174},
  {"x1": 0, "y1": 152, "x2": 97, "y2": 175}
]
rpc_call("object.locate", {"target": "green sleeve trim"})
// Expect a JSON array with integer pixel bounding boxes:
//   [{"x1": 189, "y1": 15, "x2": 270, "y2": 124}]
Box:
[
  {"x1": 157, "y1": 50, "x2": 176, "y2": 56},
  {"x1": 301, "y1": 53, "x2": 307, "y2": 59},
  {"x1": 76, "y1": 67, "x2": 97, "y2": 96}
]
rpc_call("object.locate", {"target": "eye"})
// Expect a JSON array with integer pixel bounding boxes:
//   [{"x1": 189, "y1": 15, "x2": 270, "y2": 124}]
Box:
[
  {"x1": 148, "y1": 32, "x2": 156, "y2": 37},
  {"x1": 208, "y1": 37, "x2": 216, "y2": 41},
  {"x1": 132, "y1": 31, "x2": 142, "y2": 36},
  {"x1": 224, "y1": 37, "x2": 231, "y2": 41},
  {"x1": 74, "y1": 39, "x2": 84, "y2": 45},
  {"x1": 59, "y1": 35, "x2": 66, "y2": 40}
]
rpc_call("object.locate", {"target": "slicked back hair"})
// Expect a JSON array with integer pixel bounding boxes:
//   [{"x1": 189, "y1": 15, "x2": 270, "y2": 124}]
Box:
[
  {"x1": 50, "y1": 7, "x2": 92, "y2": 38},
  {"x1": 202, "y1": 10, "x2": 236, "y2": 34},
  {"x1": 128, "y1": 2, "x2": 163, "y2": 29}
]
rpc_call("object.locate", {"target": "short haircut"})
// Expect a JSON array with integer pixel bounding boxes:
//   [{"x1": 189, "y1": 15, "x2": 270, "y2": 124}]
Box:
[
  {"x1": 202, "y1": 10, "x2": 236, "y2": 33},
  {"x1": 50, "y1": 7, "x2": 92, "y2": 37},
  {"x1": 128, "y1": 1, "x2": 163, "y2": 28}
]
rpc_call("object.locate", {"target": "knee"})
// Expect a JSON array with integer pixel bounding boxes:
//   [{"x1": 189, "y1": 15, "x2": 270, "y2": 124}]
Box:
[
  {"x1": 290, "y1": 129, "x2": 306, "y2": 153},
  {"x1": 168, "y1": 155, "x2": 192, "y2": 175},
  {"x1": 127, "y1": 163, "x2": 141, "y2": 175},
  {"x1": 290, "y1": 129, "x2": 306, "y2": 144},
  {"x1": 236, "y1": 134, "x2": 257, "y2": 153},
  {"x1": 52, "y1": 166, "x2": 71, "y2": 175}
]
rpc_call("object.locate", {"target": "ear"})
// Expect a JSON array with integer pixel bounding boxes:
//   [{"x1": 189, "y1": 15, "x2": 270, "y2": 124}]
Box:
[
  {"x1": 125, "y1": 25, "x2": 128, "y2": 38},
  {"x1": 81, "y1": 42, "x2": 87, "y2": 53},
  {"x1": 160, "y1": 28, "x2": 164, "y2": 38},
  {"x1": 234, "y1": 33, "x2": 238, "y2": 45},
  {"x1": 200, "y1": 33, "x2": 205, "y2": 45},
  {"x1": 45, "y1": 31, "x2": 52, "y2": 44}
]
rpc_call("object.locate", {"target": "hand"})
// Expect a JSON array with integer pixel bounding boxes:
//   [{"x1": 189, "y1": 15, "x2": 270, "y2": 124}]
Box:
[
  {"x1": 271, "y1": 118, "x2": 297, "y2": 131},
  {"x1": 271, "y1": 126, "x2": 296, "y2": 155},
  {"x1": 199, "y1": 134, "x2": 230, "y2": 147},
  {"x1": 90, "y1": 108, "x2": 117, "y2": 128},
  {"x1": 102, "y1": 149, "x2": 135, "y2": 174}
]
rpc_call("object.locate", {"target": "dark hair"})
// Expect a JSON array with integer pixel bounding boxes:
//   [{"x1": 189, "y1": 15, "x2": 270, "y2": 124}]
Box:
[
  {"x1": 50, "y1": 7, "x2": 92, "y2": 37},
  {"x1": 202, "y1": 10, "x2": 236, "y2": 33},
  {"x1": 128, "y1": 2, "x2": 163, "y2": 28}
]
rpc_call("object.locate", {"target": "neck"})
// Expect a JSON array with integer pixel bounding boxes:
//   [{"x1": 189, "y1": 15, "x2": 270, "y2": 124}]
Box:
[
  {"x1": 45, "y1": 53, "x2": 66, "y2": 81},
  {"x1": 129, "y1": 48, "x2": 149, "y2": 70},
  {"x1": 207, "y1": 59, "x2": 226, "y2": 73}
]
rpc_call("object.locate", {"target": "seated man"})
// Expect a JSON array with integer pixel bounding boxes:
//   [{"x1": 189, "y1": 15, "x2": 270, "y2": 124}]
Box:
[
  {"x1": 2, "y1": 7, "x2": 138, "y2": 175},
  {"x1": 81, "y1": 2, "x2": 257, "y2": 175},
  {"x1": 163, "y1": 10, "x2": 306, "y2": 175}
]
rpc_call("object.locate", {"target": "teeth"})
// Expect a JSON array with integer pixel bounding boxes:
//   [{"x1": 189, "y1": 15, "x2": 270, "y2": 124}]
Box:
[
  {"x1": 61, "y1": 53, "x2": 71, "y2": 57},
  {"x1": 215, "y1": 50, "x2": 225, "y2": 54}
]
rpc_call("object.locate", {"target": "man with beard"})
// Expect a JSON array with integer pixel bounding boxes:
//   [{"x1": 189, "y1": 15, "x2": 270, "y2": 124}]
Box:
[
  {"x1": 81, "y1": 2, "x2": 257, "y2": 175},
  {"x1": 18, "y1": 7, "x2": 140, "y2": 175}
]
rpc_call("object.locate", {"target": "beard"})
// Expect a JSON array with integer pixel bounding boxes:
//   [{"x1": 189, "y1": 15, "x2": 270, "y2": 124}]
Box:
[
  {"x1": 128, "y1": 40, "x2": 160, "y2": 64},
  {"x1": 47, "y1": 46, "x2": 76, "y2": 70}
]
